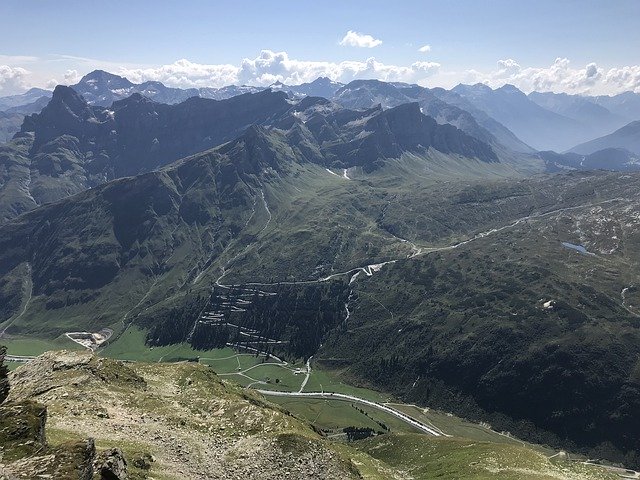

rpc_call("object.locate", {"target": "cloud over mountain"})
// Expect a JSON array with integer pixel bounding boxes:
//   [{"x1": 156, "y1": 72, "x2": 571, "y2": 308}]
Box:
[
  {"x1": 119, "y1": 50, "x2": 440, "y2": 88},
  {"x1": 2, "y1": 51, "x2": 639, "y2": 96},
  {"x1": 461, "y1": 57, "x2": 640, "y2": 94},
  {"x1": 339, "y1": 30, "x2": 383, "y2": 48},
  {"x1": 0, "y1": 65, "x2": 30, "y2": 94}
]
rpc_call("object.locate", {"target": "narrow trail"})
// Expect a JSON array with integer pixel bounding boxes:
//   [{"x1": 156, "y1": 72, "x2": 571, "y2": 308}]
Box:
[
  {"x1": 192, "y1": 229, "x2": 217, "y2": 285},
  {"x1": 224, "y1": 196, "x2": 630, "y2": 290},
  {"x1": 243, "y1": 195, "x2": 258, "y2": 228},
  {"x1": 225, "y1": 343, "x2": 287, "y2": 364},
  {"x1": 121, "y1": 274, "x2": 160, "y2": 331},
  {"x1": 384, "y1": 231, "x2": 423, "y2": 258},
  {"x1": 298, "y1": 356, "x2": 312, "y2": 393},
  {"x1": 0, "y1": 262, "x2": 32, "y2": 339},
  {"x1": 199, "y1": 189, "x2": 269, "y2": 287}
]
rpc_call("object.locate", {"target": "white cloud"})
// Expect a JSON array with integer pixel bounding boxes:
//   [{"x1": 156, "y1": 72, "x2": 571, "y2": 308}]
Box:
[
  {"x1": 458, "y1": 57, "x2": 618, "y2": 94},
  {"x1": 0, "y1": 65, "x2": 30, "y2": 95},
  {"x1": 41, "y1": 69, "x2": 82, "y2": 90},
  {"x1": 2, "y1": 50, "x2": 639, "y2": 96},
  {"x1": 495, "y1": 58, "x2": 521, "y2": 77},
  {"x1": 418, "y1": 45, "x2": 432, "y2": 53},
  {"x1": 63, "y1": 69, "x2": 81, "y2": 84},
  {"x1": 604, "y1": 65, "x2": 640, "y2": 94},
  {"x1": 339, "y1": 30, "x2": 383, "y2": 48},
  {"x1": 118, "y1": 50, "x2": 439, "y2": 88},
  {"x1": 122, "y1": 58, "x2": 238, "y2": 89}
]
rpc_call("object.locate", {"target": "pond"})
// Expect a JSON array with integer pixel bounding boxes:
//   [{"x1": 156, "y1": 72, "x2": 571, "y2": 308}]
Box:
[{"x1": 561, "y1": 242, "x2": 594, "y2": 255}]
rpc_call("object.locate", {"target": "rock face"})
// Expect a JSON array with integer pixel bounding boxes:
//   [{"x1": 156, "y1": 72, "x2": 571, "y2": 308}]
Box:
[
  {"x1": 0, "y1": 400, "x2": 47, "y2": 450},
  {"x1": 0, "y1": 345, "x2": 8, "y2": 404},
  {"x1": 96, "y1": 448, "x2": 128, "y2": 480},
  {"x1": 76, "y1": 438, "x2": 97, "y2": 480},
  {"x1": 18, "y1": 85, "x2": 293, "y2": 178},
  {"x1": 0, "y1": 399, "x2": 98, "y2": 479},
  {"x1": 0, "y1": 86, "x2": 293, "y2": 224}
]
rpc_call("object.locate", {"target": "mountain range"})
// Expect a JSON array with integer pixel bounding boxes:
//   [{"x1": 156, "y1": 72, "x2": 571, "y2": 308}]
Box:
[
  {"x1": 3, "y1": 70, "x2": 640, "y2": 155},
  {"x1": 0, "y1": 82, "x2": 502, "y2": 224},
  {"x1": 570, "y1": 120, "x2": 640, "y2": 155},
  {"x1": 2, "y1": 69, "x2": 640, "y2": 472}
]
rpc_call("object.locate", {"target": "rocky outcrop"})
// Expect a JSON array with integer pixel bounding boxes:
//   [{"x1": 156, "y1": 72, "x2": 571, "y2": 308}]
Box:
[
  {"x1": 0, "y1": 400, "x2": 47, "y2": 454},
  {"x1": 2, "y1": 351, "x2": 365, "y2": 480},
  {"x1": 0, "y1": 346, "x2": 8, "y2": 404},
  {"x1": 0, "y1": 399, "x2": 100, "y2": 480},
  {"x1": 96, "y1": 448, "x2": 128, "y2": 480}
]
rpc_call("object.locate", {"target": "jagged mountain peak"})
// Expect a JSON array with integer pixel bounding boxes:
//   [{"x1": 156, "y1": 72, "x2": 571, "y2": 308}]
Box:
[
  {"x1": 23, "y1": 87, "x2": 51, "y2": 96},
  {"x1": 215, "y1": 124, "x2": 297, "y2": 175},
  {"x1": 294, "y1": 96, "x2": 333, "y2": 109},
  {"x1": 49, "y1": 84, "x2": 91, "y2": 111},
  {"x1": 19, "y1": 85, "x2": 97, "y2": 145},
  {"x1": 343, "y1": 78, "x2": 392, "y2": 88},
  {"x1": 78, "y1": 69, "x2": 133, "y2": 88},
  {"x1": 453, "y1": 83, "x2": 493, "y2": 94},
  {"x1": 497, "y1": 83, "x2": 524, "y2": 94},
  {"x1": 112, "y1": 92, "x2": 156, "y2": 109},
  {"x1": 308, "y1": 76, "x2": 334, "y2": 85}
]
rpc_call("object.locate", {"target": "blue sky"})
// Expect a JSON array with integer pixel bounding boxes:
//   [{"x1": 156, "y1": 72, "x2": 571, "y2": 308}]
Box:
[{"x1": 1, "y1": 0, "x2": 639, "y2": 95}]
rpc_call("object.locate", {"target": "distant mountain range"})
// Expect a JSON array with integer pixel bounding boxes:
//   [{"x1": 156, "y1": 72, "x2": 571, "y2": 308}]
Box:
[
  {"x1": 570, "y1": 120, "x2": 640, "y2": 155},
  {"x1": 70, "y1": 70, "x2": 346, "y2": 106},
  {"x1": 3, "y1": 70, "x2": 640, "y2": 224},
  {"x1": 539, "y1": 147, "x2": 640, "y2": 172},
  {"x1": 0, "y1": 89, "x2": 53, "y2": 143},
  {"x1": 2, "y1": 70, "x2": 639, "y2": 154},
  {"x1": 331, "y1": 79, "x2": 533, "y2": 153},
  {"x1": 0, "y1": 83, "x2": 499, "y2": 224},
  {"x1": 0, "y1": 88, "x2": 52, "y2": 111}
]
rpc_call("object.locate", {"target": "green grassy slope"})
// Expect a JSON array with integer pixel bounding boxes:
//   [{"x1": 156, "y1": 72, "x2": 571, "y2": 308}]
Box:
[{"x1": 319, "y1": 175, "x2": 640, "y2": 464}]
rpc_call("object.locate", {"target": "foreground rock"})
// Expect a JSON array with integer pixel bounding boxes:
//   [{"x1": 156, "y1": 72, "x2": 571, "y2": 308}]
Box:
[{"x1": 2, "y1": 351, "x2": 363, "y2": 480}]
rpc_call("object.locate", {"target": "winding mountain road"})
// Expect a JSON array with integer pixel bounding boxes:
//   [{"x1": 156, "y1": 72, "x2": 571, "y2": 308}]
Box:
[{"x1": 220, "y1": 196, "x2": 628, "y2": 291}]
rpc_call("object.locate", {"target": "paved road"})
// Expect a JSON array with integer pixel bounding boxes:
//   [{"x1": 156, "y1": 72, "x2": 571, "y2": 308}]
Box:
[
  {"x1": 256, "y1": 389, "x2": 445, "y2": 436},
  {"x1": 5, "y1": 355, "x2": 35, "y2": 363}
]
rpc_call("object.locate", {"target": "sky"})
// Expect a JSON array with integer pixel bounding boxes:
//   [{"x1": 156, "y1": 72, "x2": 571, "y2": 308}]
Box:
[{"x1": 1, "y1": 0, "x2": 639, "y2": 96}]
